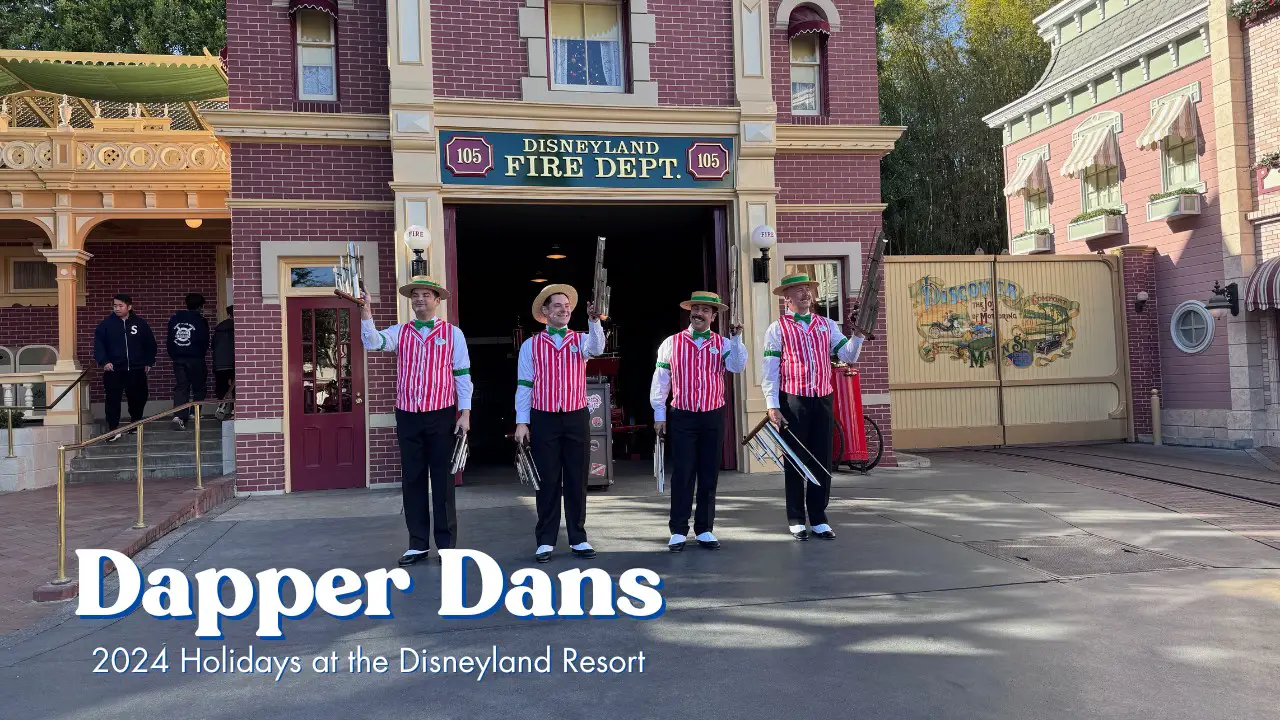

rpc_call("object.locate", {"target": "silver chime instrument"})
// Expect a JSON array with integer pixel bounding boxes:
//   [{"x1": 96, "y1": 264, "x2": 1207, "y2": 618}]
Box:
[
  {"x1": 728, "y1": 243, "x2": 744, "y2": 330},
  {"x1": 449, "y1": 431, "x2": 469, "y2": 474},
  {"x1": 653, "y1": 433, "x2": 666, "y2": 494},
  {"x1": 592, "y1": 236, "x2": 611, "y2": 320},
  {"x1": 514, "y1": 439, "x2": 541, "y2": 491},
  {"x1": 741, "y1": 417, "x2": 829, "y2": 487},
  {"x1": 333, "y1": 241, "x2": 367, "y2": 306}
]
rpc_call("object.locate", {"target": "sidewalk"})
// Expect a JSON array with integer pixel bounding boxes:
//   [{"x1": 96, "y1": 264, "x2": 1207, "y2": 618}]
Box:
[{"x1": 0, "y1": 476, "x2": 235, "y2": 635}]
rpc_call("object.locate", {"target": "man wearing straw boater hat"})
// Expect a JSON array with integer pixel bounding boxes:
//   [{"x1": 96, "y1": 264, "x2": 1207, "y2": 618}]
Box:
[
  {"x1": 513, "y1": 283, "x2": 606, "y2": 563},
  {"x1": 360, "y1": 277, "x2": 472, "y2": 567},
  {"x1": 763, "y1": 272, "x2": 864, "y2": 541},
  {"x1": 651, "y1": 291, "x2": 746, "y2": 552}
]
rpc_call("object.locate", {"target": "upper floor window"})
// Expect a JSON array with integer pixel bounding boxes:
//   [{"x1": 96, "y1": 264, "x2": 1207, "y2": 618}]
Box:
[
  {"x1": 1163, "y1": 135, "x2": 1200, "y2": 189},
  {"x1": 9, "y1": 259, "x2": 55, "y2": 292},
  {"x1": 296, "y1": 9, "x2": 337, "y2": 102},
  {"x1": 549, "y1": 0, "x2": 625, "y2": 92},
  {"x1": 787, "y1": 6, "x2": 830, "y2": 116},
  {"x1": 1024, "y1": 189, "x2": 1050, "y2": 230},
  {"x1": 1082, "y1": 165, "x2": 1121, "y2": 212}
]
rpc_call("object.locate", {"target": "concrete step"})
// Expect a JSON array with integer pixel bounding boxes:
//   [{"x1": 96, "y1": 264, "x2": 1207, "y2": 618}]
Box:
[
  {"x1": 66, "y1": 462, "x2": 227, "y2": 483},
  {"x1": 81, "y1": 435, "x2": 223, "y2": 458},
  {"x1": 72, "y1": 449, "x2": 223, "y2": 472}
]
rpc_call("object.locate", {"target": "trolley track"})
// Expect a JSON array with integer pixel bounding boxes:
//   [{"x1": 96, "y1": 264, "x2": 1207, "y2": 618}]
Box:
[{"x1": 972, "y1": 446, "x2": 1280, "y2": 511}]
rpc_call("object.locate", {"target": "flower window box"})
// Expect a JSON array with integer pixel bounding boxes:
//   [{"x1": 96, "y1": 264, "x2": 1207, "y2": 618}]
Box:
[
  {"x1": 1147, "y1": 192, "x2": 1202, "y2": 221},
  {"x1": 1067, "y1": 212, "x2": 1125, "y2": 242}
]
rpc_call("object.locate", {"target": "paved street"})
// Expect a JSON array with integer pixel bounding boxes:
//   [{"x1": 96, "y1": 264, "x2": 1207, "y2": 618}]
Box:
[{"x1": 4, "y1": 452, "x2": 1280, "y2": 719}]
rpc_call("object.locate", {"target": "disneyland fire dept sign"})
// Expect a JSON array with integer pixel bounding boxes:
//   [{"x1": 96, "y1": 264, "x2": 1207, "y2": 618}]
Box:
[{"x1": 440, "y1": 131, "x2": 734, "y2": 189}]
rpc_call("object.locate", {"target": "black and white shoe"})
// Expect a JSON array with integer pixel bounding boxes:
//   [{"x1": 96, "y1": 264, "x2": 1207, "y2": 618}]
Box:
[
  {"x1": 106, "y1": 431, "x2": 123, "y2": 443},
  {"x1": 570, "y1": 542, "x2": 596, "y2": 559},
  {"x1": 668, "y1": 534, "x2": 686, "y2": 552},
  {"x1": 790, "y1": 524, "x2": 809, "y2": 541},
  {"x1": 812, "y1": 524, "x2": 836, "y2": 539},
  {"x1": 695, "y1": 532, "x2": 721, "y2": 550},
  {"x1": 535, "y1": 545, "x2": 554, "y2": 563},
  {"x1": 172, "y1": 416, "x2": 185, "y2": 431},
  {"x1": 397, "y1": 550, "x2": 429, "y2": 567}
]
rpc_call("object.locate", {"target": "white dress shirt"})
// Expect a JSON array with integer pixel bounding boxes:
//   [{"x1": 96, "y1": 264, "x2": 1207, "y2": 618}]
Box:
[
  {"x1": 361, "y1": 317, "x2": 474, "y2": 410},
  {"x1": 761, "y1": 313, "x2": 863, "y2": 410},
  {"x1": 515, "y1": 320, "x2": 606, "y2": 424},
  {"x1": 649, "y1": 328, "x2": 747, "y2": 421}
]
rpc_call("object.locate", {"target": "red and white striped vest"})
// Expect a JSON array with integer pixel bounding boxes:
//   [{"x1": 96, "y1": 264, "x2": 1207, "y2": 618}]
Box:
[
  {"x1": 531, "y1": 331, "x2": 588, "y2": 412},
  {"x1": 669, "y1": 331, "x2": 726, "y2": 412},
  {"x1": 395, "y1": 320, "x2": 456, "y2": 412},
  {"x1": 778, "y1": 314, "x2": 833, "y2": 397}
]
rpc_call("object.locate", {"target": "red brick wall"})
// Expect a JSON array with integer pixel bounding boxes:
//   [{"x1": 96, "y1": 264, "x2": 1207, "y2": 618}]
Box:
[
  {"x1": 776, "y1": 154, "x2": 882, "y2": 204},
  {"x1": 650, "y1": 0, "x2": 735, "y2": 106},
  {"x1": 431, "y1": 0, "x2": 525, "y2": 100},
  {"x1": 772, "y1": 0, "x2": 880, "y2": 125},
  {"x1": 776, "y1": 210, "x2": 895, "y2": 466},
  {"x1": 230, "y1": 208, "x2": 398, "y2": 491},
  {"x1": 1, "y1": 306, "x2": 57, "y2": 349},
  {"x1": 1003, "y1": 60, "x2": 1227, "y2": 411},
  {"x1": 1119, "y1": 246, "x2": 1160, "y2": 437},
  {"x1": 1245, "y1": 11, "x2": 1280, "y2": 185},
  {"x1": 226, "y1": 0, "x2": 388, "y2": 113},
  {"x1": 231, "y1": 144, "x2": 393, "y2": 201}
]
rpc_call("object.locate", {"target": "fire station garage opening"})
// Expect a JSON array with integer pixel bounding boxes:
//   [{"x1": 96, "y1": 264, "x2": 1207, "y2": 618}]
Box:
[{"x1": 454, "y1": 203, "x2": 723, "y2": 471}]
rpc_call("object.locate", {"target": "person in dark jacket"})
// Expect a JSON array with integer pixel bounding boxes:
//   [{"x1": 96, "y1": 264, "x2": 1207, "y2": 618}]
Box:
[
  {"x1": 212, "y1": 306, "x2": 234, "y2": 402},
  {"x1": 167, "y1": 293, "x2": 211, "y2": 429},
  {"x1": 93, "y1": 293, "x2": 157, "y2": 441}
]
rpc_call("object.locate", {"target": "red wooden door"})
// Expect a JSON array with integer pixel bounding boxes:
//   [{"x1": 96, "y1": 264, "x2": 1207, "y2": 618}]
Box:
[{"x1": 287, "y1": 297, "x2": 366, "y2": 490}]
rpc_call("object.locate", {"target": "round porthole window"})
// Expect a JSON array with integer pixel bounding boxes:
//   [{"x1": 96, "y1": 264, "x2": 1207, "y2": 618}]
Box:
[{"x1": 1170, "y1": 300, "x2": 1214, "y2": 354}]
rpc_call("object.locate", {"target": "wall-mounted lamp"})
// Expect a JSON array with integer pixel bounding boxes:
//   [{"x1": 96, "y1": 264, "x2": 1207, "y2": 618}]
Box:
[
  {"x1": 546, "y1": 244, "x2": 566, "y2": 260},
  {"x1": 1205, "y1": 281, "x2": 1239, "y2": 318},
  {"x1": 185, "y1": 218, "x2": 202, "y2": 229},
  {"x1": 403, "y1": 225, "x2": 430, "y2": 277},
  {"x1": 751, "y1": 224, "x2": 776, "y2": 283},
  {"x1": 1134, "y1": 290, "x2": 1149, "y2": 313}
]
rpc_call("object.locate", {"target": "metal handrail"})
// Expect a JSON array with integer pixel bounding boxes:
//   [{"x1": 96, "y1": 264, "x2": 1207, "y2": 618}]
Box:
[
  {"x1": 48, "y1": 398, "x2": 228, "y2": 587},
  {"x1": 2, "y1": 368, "x2": 92, "y2": 457}
]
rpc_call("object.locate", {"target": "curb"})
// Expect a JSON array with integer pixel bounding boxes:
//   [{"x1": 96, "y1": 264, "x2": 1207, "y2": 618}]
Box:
[{"x1": 32, "y1": 475, "x2": 237, "y2": 603}]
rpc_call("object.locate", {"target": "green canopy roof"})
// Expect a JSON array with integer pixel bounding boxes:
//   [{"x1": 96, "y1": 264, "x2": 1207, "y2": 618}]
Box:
[{"x1": 0, "y1": 51, "x2": 227, "y2": 102}]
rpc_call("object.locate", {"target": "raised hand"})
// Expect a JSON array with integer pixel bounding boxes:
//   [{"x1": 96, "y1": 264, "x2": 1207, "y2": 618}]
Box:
[{"x1": 587, "y1": 301, "x2": 601, "y2": 322}]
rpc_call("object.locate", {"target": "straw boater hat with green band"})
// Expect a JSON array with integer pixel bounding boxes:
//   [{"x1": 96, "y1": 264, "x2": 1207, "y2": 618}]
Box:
[
  {"x1": 772, "y1": 272, "x2": 820, "y2": 297},
  {"x1": 679, "y1": 290, "x2": 728, "y2": 311},
  {"x1": 399, "y1": 276, "x2": 451, "y2": 300},
  {"x1": 532, "y1": 283, "x2": 578, "y2": 324}
]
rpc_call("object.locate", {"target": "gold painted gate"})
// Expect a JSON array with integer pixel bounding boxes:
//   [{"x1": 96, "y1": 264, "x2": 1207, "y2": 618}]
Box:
[{"x1": 886, "y1": 254, "x2": 1130, "y2": 449}]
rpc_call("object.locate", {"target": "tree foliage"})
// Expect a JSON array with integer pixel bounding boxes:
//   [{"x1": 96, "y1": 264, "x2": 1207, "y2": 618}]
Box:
[
  {"x1": 878, "y1": 0, "x2": 1052, "y2": 255},
  {"x1": 0, "y1": 0, "x2": 226, "y2": 55}
]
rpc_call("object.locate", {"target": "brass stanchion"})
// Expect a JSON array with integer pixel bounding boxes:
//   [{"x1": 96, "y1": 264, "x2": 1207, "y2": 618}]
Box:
[
  {"x1": 194, "y1": 409, "x2": 203, "y2": 490},
  {"x1": 55, "y1": 446, "x2": 69, "y2": 584},
  {"x1": 133, "y1": 424, "x2": 145, "y2": 529}
]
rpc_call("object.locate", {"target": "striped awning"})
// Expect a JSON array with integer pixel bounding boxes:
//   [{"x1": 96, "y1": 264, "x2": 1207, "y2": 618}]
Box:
[
  {"x1": 1060, "y1": 126, "x2": 1120, "y2": 178},
  {"x1": 1136, "y1": 94, "x2": 1196, "y2": 150},
  {"x1": 289, "y1": 0, "x2": 338, "y2": 17},
  {"x1": 1003, "y1": 155, "x2": 1050, "y2": 197},
  {"x1": 1245, "y1": 256, "x2": 1280, "y2": 311}
]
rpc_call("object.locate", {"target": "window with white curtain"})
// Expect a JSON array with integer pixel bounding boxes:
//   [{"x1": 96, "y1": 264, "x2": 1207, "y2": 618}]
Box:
[
  {"x1": 790, "y1": 34, "x2": 822, "y2": 115},
  {"x1": 1024, "y1": 189, "x2": 1050, "y2": 231},
  {"x1": 549, "y1": 0, "x2": 625, "y2": 91},
  {"x1": 1082, "y1": 165, "x2": 1121, "y2": 212},
  {"x1": 297, "y1": 10, "x2": 337, "y2": 101},
  {"x1": 1163, "y1": 135, "x2": 1200, "y2": 189}
]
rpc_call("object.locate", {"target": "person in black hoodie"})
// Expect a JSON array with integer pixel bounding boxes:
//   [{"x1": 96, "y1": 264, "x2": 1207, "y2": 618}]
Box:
[
  {"x1": 167, "y1": 293, "x2": 211, "y2": 430},
  {"x1": 93, "y1": 294, "x2": 157, "y2": 441}
]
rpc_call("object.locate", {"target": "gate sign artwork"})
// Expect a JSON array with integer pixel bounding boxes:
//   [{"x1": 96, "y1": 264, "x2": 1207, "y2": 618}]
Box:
[
  {"x1": 910, "y1": 275, "x2": 1081, "y2": 368},
  {"x1": 440, "y1": 131, "x2": 735, "y2": 189}
]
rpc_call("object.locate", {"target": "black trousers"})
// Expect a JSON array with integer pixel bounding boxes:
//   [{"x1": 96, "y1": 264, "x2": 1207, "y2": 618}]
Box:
[
  {"x1": 214, "y1": 369, "x2": 234, "y2": 400},
  {"x1": 172, "y1": 357, "x2": 208, "y2": 421},
  {"x1": 396, "y1": 407, "x2": 458, "y2": 552},
  {"x1": 668, "y1": 407, "x2": 724, "y2": 536},
  {"x1": 103, "y1": 369, "x2": 148, "y2": 430},
  {"x1": 779, "y1": 392, "x2": 834, "y2": 526},
  {"x1": 530, "y1": 408, "x2": 590, "y2": 547}
]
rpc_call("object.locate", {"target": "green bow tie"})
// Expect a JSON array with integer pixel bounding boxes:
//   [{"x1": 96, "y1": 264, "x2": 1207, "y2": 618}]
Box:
[
  {"x1": 547, "y1": 326, "x2": 567, "y2": 338},
  {"x1": 690, "y1": 330, "x2": 711, "y2": 341},
  {"x1": 792, "y1": 314, "x2": 812, "y2": 324},
  {"x1": 413, "y1": 318, "x2": 435, "y2": 330}
]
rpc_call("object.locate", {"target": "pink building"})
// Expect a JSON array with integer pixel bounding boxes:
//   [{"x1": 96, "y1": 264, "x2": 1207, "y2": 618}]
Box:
[{"x1": 986, "y1": 0, "x2": 1280, "y2": 448}]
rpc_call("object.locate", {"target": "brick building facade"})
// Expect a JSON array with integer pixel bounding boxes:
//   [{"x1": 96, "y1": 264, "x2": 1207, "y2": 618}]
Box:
[
  {"x1": 205, "y1": 0, "x2": 900, "y2": 492},
  {"x1": 985, "y1": 0, "x2": 1280, "y2": 449}
]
